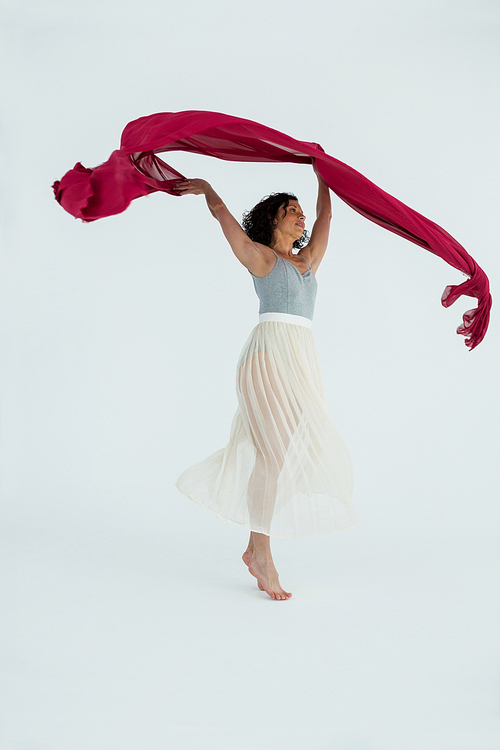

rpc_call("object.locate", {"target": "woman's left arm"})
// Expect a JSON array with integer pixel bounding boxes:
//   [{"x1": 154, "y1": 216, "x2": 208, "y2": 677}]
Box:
[{"x1": 302, "y1": 161, "x2": 332, "y2": 273}]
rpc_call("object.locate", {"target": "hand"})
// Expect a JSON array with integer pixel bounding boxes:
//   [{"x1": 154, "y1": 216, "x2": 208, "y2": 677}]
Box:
[
  {"x1": 311, "y1": 158, "x2": 321, "y2": 178},
  {"x1": 171, "y1": 178, "x2": 209, "y2": 196}
]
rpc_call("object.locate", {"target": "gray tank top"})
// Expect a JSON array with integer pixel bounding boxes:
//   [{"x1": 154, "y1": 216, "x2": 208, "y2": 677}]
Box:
[{"x1": 250, "y1": 248, "x2": 317, "y2": 320}]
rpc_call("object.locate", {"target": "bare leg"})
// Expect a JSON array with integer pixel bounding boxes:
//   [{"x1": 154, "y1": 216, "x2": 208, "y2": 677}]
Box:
[
  {"x1": 242, "y1": 532, "x2": 255, "y2": 567},
  {"x1": 238, "y1": 352, "x2": 295, "y2": 599},
  {"x1": 242, "y1": 532, "x2": 265, "y2": 589},
  {"x1": 248, "y1": 532, "x2": 292, "y2": 600},
  {"x1": 238, "y1": 353, "x2": 295, "y2": 534}
]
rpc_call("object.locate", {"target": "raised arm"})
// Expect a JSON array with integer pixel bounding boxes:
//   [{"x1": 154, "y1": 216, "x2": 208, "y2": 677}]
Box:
[
  {"x1": 173, "y1": 179, "x2": 270, "y2": 276},
  {"x1": 302, "y1": 161, "x2": 332, "y2": 273}
]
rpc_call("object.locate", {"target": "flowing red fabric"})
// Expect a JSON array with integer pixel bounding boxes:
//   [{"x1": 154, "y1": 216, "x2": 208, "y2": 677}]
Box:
[{"x1": 53, "y1": 109, "x2": 491, "y2": 349}]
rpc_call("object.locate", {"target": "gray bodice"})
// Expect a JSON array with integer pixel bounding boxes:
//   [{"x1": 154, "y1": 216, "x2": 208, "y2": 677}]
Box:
[{"x1": 250, "y1": 249, "x2": 317, "y2": 320}]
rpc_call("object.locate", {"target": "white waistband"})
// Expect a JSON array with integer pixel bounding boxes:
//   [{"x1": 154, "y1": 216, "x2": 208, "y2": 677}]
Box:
[{"x1": 258, "y1": 312, "x2": 312, "y2": 329}]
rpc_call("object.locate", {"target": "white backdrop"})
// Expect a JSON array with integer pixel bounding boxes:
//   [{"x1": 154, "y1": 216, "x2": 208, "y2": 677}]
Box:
[{"x1": 1, "y1": 1, "x2": 499, "y2": 749}]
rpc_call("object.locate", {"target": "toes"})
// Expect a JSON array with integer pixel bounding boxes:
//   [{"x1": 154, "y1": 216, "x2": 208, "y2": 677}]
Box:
[{"x1": 276, "y1": 590, "x2": 292, "y2": 600}]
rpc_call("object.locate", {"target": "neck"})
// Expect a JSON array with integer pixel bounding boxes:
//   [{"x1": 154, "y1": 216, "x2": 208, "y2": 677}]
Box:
[{"x1": 270, "y1": 232, "x2": 295, "y2": 255}]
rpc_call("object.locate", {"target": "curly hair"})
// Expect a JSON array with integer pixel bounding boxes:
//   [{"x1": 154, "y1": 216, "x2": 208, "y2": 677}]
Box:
[{"x1": 241, "y1": 192, "x2": 309, "y2": 250}]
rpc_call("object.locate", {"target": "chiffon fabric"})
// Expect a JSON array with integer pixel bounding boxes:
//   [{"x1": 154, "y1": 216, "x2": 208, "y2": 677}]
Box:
[
  {"x1": 53, "y1": 109, "x2": 491, "y2": 349},
  {"x1": 176, "y1": 320, "x2": 357, "y2": 539}
]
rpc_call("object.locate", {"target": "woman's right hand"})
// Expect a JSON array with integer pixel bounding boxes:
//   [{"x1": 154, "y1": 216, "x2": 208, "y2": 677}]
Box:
[
  {"x1": 171, "y1": 178, "x2": 225, "y2": 222},
  {"x1": 172, "y1": 178, "x2": 209, "y2": 196}
]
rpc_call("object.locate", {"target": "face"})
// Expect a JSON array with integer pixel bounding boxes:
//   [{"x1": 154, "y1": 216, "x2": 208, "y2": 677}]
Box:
[{"x1": 273, "y1": 200, "x2": 306, "y2": 240}]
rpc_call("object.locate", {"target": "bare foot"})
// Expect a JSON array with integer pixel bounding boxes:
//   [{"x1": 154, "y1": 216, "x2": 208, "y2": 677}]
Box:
[
  {"x1": 248, "y1": 558, "x2": 292, "y2": 600},
  {"x1": 242, "y1": 547, "x2": 253, "y2": 567},
  {"x1": 242, "y1": 546, "x2": 265, "y2": 590}
]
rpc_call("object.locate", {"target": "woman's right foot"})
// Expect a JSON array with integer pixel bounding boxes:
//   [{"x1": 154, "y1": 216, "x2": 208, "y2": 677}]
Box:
[
  {"x1": 242, "y1": 547, "x2": 265, "y2": 590},
  {"x1": 242, "y1": 548, "x2": 253, "y2": 567},
  {"x1": 248, "y1": 558, "x2": 292, "y2": 600}
]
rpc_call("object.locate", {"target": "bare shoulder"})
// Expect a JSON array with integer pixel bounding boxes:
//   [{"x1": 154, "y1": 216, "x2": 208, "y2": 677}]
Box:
[
  {"x1": 215, "y1": 205, "x2": 274, "y2": 276},
  {"x1": 246, "y1": 242, "x2": 277, "y2": 278},
  {"x1": 298, "y1": 243, "x2": 323, "y2": 275},
  {"x1": 297, "y1": 246, "x2": 315, "y2": 271},
  {"x1": 297, "y1": 246, "x2": 313, "y2": 262}
]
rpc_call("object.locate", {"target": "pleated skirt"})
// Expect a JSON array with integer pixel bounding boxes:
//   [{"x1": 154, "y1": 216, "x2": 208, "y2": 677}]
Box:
[{"x1": 175, "y1": 321, "x2": 357, "y2": 538}]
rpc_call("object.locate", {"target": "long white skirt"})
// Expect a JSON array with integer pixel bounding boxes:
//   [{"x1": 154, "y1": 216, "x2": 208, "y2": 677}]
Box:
[{"x1": 176, "y1": 321, "x2": 357, "y2": 538}]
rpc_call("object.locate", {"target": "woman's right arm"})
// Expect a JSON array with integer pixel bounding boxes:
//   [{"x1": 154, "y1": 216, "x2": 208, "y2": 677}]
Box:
[{"x1": 173, "y1": 179, "x2": 268, "y2": 275}]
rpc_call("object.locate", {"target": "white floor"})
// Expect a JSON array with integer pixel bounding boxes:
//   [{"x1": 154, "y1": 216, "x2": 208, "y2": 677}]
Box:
[{"x1": 2, "y1": 486, "x2": 498, "y2": 750}]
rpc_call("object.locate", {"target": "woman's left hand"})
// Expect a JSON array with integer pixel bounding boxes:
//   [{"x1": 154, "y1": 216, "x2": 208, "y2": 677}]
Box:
[{"x1": 311, "y1": 158, "x2": 321, "y2": 178}]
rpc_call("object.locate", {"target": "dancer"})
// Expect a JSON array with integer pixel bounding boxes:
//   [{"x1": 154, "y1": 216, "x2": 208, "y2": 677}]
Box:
[
  {"x1": 174, "y1": 161, "x2": 357, "y2": 600},
  {"x1": 53, "y1": 111, "x2": 491, "y2": 599}
]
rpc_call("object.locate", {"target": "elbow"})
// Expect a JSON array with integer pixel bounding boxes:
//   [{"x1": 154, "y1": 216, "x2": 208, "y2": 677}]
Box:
[
  {"x1": 209, "y1": 201, "x2": 226, "y2": 218},
  {"x1": 317, "y1": 210, "x2": 332, "y2": 222},
  {"x1": 212, "y1": 201, "x2": 227, "y2": 216}
]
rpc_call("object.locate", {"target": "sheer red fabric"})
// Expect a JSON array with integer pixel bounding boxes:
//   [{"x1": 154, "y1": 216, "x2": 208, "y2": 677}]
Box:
[{"x1": 53, "y1": 109, "x2": 491, "y2": 349}]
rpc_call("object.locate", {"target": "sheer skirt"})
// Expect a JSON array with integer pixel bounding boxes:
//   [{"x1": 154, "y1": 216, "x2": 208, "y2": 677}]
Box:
[{"x1": 176, "y1": 322, "x2": 357, "y2": 538}]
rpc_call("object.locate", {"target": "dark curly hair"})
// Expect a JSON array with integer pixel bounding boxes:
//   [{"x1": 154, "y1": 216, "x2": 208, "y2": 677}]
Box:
[{"x1": 241, "y1": 192, "x2": 309, "y2": 250}]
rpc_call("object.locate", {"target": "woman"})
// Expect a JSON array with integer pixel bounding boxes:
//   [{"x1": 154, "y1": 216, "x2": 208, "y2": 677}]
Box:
[{"x1": 174, "y1": 162, "x2": 358, "y2": 600}]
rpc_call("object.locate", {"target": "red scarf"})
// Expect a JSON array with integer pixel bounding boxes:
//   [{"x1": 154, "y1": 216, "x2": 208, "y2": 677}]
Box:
[{"x1": 53, "y1": 109, "x2": 491, "y2": 349}]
